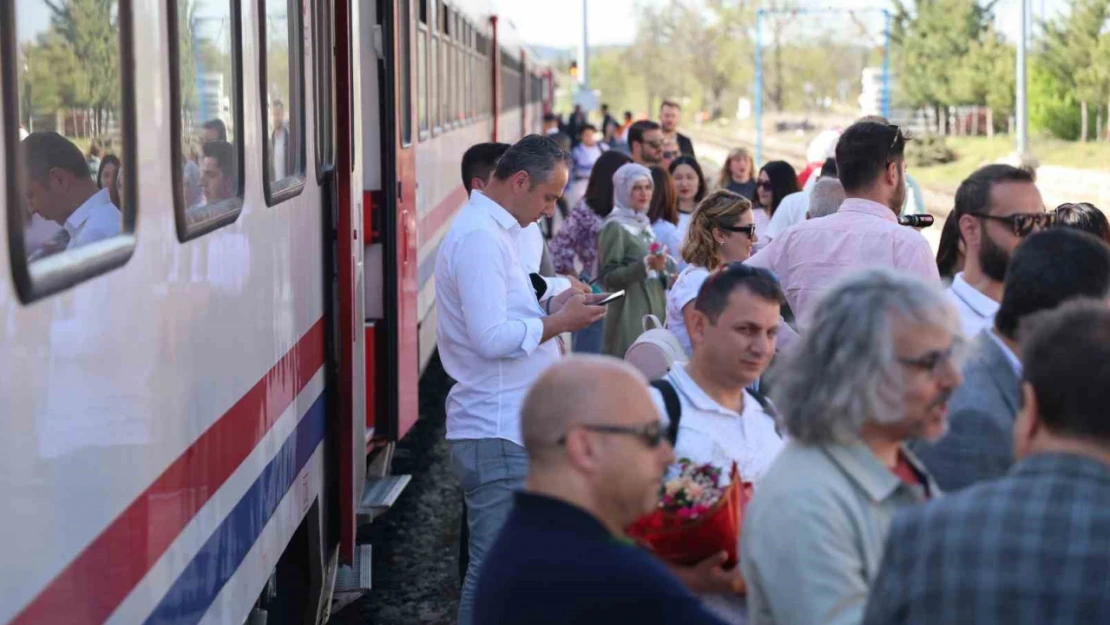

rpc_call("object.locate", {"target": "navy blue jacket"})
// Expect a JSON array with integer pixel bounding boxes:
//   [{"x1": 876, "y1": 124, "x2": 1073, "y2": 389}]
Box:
[{"x1": 474, "y1": 492, "x2": 728, "y2": 625}]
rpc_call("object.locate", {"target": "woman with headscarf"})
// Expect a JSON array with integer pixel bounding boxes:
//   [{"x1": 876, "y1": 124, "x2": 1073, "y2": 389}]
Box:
[{"x1": 597, "y1": 163, "x2": 671, "y2": 357}]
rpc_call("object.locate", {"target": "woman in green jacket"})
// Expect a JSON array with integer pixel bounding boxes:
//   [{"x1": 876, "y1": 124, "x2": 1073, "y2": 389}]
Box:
[{"x1": 597, "y1": 163, "x2": 672, "y2": 357}]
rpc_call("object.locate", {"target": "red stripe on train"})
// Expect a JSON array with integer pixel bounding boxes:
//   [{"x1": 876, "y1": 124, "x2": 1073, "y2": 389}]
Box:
[
  {"x1": 417, "y1": 184, "x2": 469, "y2": 244},
  {"x1": 12, "y1": 320, "x2": 327, "y2": 625}
]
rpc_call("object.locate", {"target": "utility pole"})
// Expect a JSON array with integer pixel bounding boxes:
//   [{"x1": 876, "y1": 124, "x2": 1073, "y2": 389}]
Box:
[
  {"x1": 1016, "y1": 0, "x2": 1029, "y2": 159},
  {"x1": 580, "y1": 0, "x2": 589, "y2": 91}
]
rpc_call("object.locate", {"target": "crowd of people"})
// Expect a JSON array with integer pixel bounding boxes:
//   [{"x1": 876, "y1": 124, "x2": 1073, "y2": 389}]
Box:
[{"x1": 435, "y1": 107, "x2": 1110, "y2": 625}]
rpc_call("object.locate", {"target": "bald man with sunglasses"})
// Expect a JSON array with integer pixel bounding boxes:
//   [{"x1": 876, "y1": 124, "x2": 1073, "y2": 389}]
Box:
[{"x1": 474, "y1": 356, "x2": 728, "y2": 625}]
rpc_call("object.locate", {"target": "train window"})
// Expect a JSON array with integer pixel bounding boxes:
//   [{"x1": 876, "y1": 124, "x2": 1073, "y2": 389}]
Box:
[
  {"x1": 171, "y1": 0, "x2": 245, "y2": 241},
  {"x1": 261, "y1": 0, "x2": 306, "y2": 205},
  {"x1": 416, "y1": 11, "x2": 428, "y2": 135},
  {"x1": 398, "y1": 0, "x2": 412, "y2": 145},
  {"x1": 5, "y1": 0, "x2": 136, "y2": 302},
  {"x1": 315, "y1": 0, "x2": 336, "y2": 175}
]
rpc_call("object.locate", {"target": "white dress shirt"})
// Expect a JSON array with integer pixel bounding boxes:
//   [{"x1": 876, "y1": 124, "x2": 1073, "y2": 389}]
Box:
[
  {"x1": 24, "y1": 213, "x2": 63, "y2": 256},
  {"x1": 435, "y1": 191, "x2": 562, "y2": 445},
  {"x1": 516, "y1": 222, "x2": 570, "y2": 299},
  {"x1": 651, "y1": 363, "x2": 785, "y2": 485},
  {"x1": 65, "y1": 188, "x2": 121, "y2": 250},
  {"x1": 945, "y1": 272, "x2": 1000, "y2": 339},
  {"x1": 765, "y1": 190, "x2": 810, "y2": 240}
]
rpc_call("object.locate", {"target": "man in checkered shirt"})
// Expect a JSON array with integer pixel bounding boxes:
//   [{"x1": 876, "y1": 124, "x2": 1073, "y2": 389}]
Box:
[{"x1": 863, "y1": 299, "x2": 1110, "y2": 625}]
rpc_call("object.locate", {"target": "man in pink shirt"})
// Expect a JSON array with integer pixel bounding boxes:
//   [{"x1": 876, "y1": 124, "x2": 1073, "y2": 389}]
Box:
[{"x1": 747, "y1": 121, "x2": 938, "y2": 327}]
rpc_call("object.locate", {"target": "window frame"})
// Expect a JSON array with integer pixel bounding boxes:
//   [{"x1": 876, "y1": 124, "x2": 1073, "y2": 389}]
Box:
[
  {"x1": 168, "y1": 0, "x2": 246, "y2": 242},
  {"x1": 2, "y1": 0, "x2": 139, "y2": 303},
  {"x1": 398, "y1": 0, "x2": 413, "y2": 146},
  {"x1": 259, "y1": 0, "x2": 307, "y2": 207},
  {"x1": 417, "y1": 0, "x2": 429, "y2": 139},
  {"x1": 314, "y1": 0, "x2": 336, "y2": 181}
]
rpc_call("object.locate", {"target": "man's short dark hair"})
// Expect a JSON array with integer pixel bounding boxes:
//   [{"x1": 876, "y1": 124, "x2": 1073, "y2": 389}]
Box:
[
  {"x1": 627, "y1": 120, "x2": 661, "y2": 149},
  {"x1": 461, "y1": 142, "x2": 510, "y2": 193},
  {"x1": 835, "y1": 121, "x2": 907, "y2": 193},
  {"x1": 1023, "y1": 299, "x2": 1110, "y2": 444},
  {"x1": 953, "y1": 164, "x2": 1036, "y2": 226},
  {"x1": 995, "y1": 228, "x2": 1110, "y2": 339},
  {"x1": 694, "y1": 263, "x2": 783, "y2": 324},
  {"x1": 819, "y1": 157, "x2": 838, "y2": 180},
  {"x1": 203, "y1": 140, "x2": 236, "y2": 180},
  {"x1": 542, "y1": 112, "x2": 557, "y2": 124},
  {"x1": 601, "y1": 103, "x2": 609, "y2": 111},
  {"x1": 579, "y1": 124, "x2": 598, "y2": 136},
  {"x1": 623, "y1": 111, "x2": 633, "y2": 120},
  {"x1": 21, "y1": 131, "x2": 89, "y2": 182},
  {"x1": 492, "y1": 134, "x2": 572, "y2": 187},
  {"x1": 202, "y1": 118, "x2": 228, "y2": 142},
  {"x1": 660, "y1": 100, "x2": 681, "y2": 111}
]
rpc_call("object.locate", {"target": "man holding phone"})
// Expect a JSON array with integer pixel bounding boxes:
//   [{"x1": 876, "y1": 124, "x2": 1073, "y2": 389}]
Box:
[{"x1": 437, "y1": 135, "x2": 610, "y2": 625}]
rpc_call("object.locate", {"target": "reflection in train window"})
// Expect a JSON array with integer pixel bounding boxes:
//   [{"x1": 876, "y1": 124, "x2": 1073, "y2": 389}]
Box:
[
  {"x1": 398, "y1": 0, "x2": 413, "y2": 145},
  {"x1": 10, "y1": 0, "x2": 134, "y2": 287},
  {"x1": 173, "y1": 0, "x2": 243, "y2": 237},
  {"x1": 315, "y1": 0, "x2": 336, "y2": 173},
  {"x1": 262, "y1": 0, "x2": 305, "y2": 202},
  {"x1": 417, "y1": 1, "x2": 428, "y2": 134}
]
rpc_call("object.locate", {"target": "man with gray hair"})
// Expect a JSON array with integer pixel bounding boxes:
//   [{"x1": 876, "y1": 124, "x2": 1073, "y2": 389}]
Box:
[
  {"x1": 806, "y1": 177, "x2": 846, "y2": 220},
  {"x1": 741, "y1": 267, "x2": 961, "y2": 625},
  {"x1": 435, "y1": 134, "x2": 609, "y2": 625}
]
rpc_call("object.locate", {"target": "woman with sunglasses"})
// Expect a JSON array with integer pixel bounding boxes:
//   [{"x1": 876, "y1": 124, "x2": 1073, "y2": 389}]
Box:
[
  {"x1": 598, "y1": 163, "x2": 673, "y2": 357},
  {"x1": 754, "y1": 161, "x2": 799, "y2": 252},
  {"x1": 666, "y1": 190, "x2": 758, "y2": 356}
]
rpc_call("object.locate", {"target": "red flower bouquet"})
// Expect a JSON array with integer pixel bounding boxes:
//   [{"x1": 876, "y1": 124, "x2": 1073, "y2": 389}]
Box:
[{"x1": 627, "y1": 460, "x2": 752, "y2": 570}]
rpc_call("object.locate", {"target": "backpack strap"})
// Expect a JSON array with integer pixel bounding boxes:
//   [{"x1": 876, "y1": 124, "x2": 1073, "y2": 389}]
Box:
[
  {"x1": 746, "y1": 384, "x2": 783, "y2": 437},
  {"x1": 650, "y1": 379, "x2": 682, "y2": 445}
]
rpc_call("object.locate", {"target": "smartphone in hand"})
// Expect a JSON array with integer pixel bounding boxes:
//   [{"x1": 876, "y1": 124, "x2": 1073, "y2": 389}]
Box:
[{"x1": 598, "y1": 290, "x2": 626, "y2": 305}]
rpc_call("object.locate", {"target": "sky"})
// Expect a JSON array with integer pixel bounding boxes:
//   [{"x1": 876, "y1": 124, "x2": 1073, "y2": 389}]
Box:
[{"x1": 494, "y1": 0, "x2": 1071, "y2": 50}]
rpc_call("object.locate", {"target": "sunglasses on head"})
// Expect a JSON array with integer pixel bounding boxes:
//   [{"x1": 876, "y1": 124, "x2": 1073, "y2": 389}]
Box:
[
  {"x1": 973, "y1": 211, "x2": 1054, "y2": 237},
  {"x1": 558, "y1": 421, "x2": 666, "y2": 448},
  {"x1": 888, "y1": 124, "x2": 903, "y2": 150}
]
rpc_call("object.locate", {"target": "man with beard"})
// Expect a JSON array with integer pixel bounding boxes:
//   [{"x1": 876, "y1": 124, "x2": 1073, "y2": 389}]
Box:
[
  {"x1": 945, "y1": 165, "x2": 1048, "y2": 337},
  {"x1": 912, "y1": 228, "x2": 1110, "y2": 491},
  {"x1": 748, "y1": 121, "x2": 937, "y2": 328},
  {"x1": 741, "y1": 268, "x2": 957, "y2": 625}
]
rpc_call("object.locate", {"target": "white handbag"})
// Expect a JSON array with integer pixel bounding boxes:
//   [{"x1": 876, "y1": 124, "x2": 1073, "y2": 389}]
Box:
[{"x1": 624, "y1": 314, "x2": 688, "y2": 381}]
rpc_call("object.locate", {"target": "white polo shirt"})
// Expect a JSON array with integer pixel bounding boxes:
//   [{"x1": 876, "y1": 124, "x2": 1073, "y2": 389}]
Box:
[
  {"x1": 64, "y1": 188, "x2": 121, "y2": 250},
  {"x1": 435, "y1": 191, "x2": 562, "y2": 445},
  {"x1": 650, "y1": 363, "x2": 784, "y2": 485},
  {"x1": 946, "y1": 272, "x2": 999, "y2": 338}
]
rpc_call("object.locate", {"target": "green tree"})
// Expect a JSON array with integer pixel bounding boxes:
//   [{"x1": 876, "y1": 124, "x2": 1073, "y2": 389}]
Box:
[
  {"x1": 1040, "y1": 0, "x2": 1109, "y2": 141},
  {"x1": 951, "y1": 26, "x2": 1014, "y2": 135},
  {"x1": 45, "y1": 0, "x2": 120, "y2": 135},
  {"x1": 892, "y1": 0, "x2": 995, "y2": 133}
]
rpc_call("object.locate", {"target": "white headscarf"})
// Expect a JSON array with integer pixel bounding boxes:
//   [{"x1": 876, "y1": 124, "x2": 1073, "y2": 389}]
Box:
[{"x1": 604, "y1": 163, "x2": 654, "y2": 236}]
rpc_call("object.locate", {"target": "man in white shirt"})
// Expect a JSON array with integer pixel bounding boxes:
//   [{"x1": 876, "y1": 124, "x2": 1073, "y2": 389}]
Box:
[
  {"x1": 21, "y1": 132, "x2": 121, "y2": 258},
  {"x1": 912, "y1": 228, "x2": 1110, "y2": 491},
  {"x1": 437, "y1": 134, "x2": 608, "y2": 625},
  {"x1": 945, "y1": 164, "x2": 1048, "y2": 338},
  {"x1": 650, "y1": 264, "x2": 786, "y2": 622}
]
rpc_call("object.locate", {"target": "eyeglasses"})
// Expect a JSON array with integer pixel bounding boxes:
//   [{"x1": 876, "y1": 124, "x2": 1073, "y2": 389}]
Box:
[
  {"x1": 717, "y1": 222, "x2": 756, "y2": 237},
  {"x1": 663, "y1": 151, "x2": 679, "y2": 159},
  {"x1": 973, "y1": 212, "x2": 1054, "y2": 237},
  {"x1": 644, "y1": 140, "x2": 665, "y2": 149},
  {"x1": 898, "y1": 341, "x2": 964, "y2": 377},
  {"x1": 558, "y1": 421, "x2": 666, "y2": 448}
]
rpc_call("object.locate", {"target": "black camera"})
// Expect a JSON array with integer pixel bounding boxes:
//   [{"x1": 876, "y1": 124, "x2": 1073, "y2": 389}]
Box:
[{"x1": 898, "y1": 214, "x2": 934, "y2": 228}]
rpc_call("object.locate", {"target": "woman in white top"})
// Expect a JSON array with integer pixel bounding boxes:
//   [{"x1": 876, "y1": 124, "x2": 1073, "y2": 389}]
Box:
[
  {"x1": 667, "y1": 190, "x2": 758, "y2": 356},
  {"x1": 669, "y1": 156, "x2": 708, "y2": 248},
  {"x1": 647, "y1": 165, "x2": 683, "y2": 270}
]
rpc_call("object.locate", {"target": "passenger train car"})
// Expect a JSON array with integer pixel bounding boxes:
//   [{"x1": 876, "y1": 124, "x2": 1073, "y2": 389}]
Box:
[{"x1": 0, "y1": 0, "x2": 551, "y2": 623}]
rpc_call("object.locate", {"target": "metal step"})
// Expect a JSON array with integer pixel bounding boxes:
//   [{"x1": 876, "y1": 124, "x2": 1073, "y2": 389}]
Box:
[
  {"x1": 332, "y1": 544, "x2": 371, "y2": 614},
  {"x1": 356, "y1": 474, "x2": 412, "y2": 523}
]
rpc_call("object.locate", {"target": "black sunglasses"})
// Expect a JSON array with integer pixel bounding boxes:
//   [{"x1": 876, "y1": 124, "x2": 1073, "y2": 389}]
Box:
[
  {"x1": 973, "y1": 212, "x2": 1054, "y2": 237},
  {"x1": 757, "y1": 180, "x2": 773, "y2": 190},
  {"x1": 717, "y1": 222, "x2": 756, "y2": 237},
  {"x1": 558, "y1": 421, "x2": 666, "y2": 448}
]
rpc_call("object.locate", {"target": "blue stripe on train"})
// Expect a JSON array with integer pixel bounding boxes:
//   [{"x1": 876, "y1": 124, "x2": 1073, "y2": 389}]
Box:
[{"x1": 142, "y1": 390, "x2": 327, "y2": 625}]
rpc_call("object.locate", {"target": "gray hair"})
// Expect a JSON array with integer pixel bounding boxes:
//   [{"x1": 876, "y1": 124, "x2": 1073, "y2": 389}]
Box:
[
  {"x1": 493, "y1": 134, "x2": 572, "y2": 188},
  {"x1": 770, "y1": 268, "x2": 960, "y2": 445},
  {"x1": 808, "y1": 178, "x2": 846, "y2": 219}
]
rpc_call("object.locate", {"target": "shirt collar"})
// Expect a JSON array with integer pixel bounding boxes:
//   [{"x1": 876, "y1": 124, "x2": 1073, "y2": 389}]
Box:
[
  {"x1": 987, "y1": 328, "x2": 1022, "y2": 377},
  {"x1": 1011, "y1": 452, "x2": 1110, "y2": 486},
  {"x1": 822, "y1": 441, "x2": 932, "y2": 503},
  {"x1": 471, "y1": 190, "x2": 521, "y2": 234},
  {"x1": 64, "y1": 188, "x2": 112, "y2": 236},
  {"x1": 838, "y1": 197, "x2": 899, "y2": 223},
  {"x1": 668, "y1": 363, "x2": 745, "y2": 417},
  {"x1": 950, "y1": 272, "x2": 1000, "y2": 318}
]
